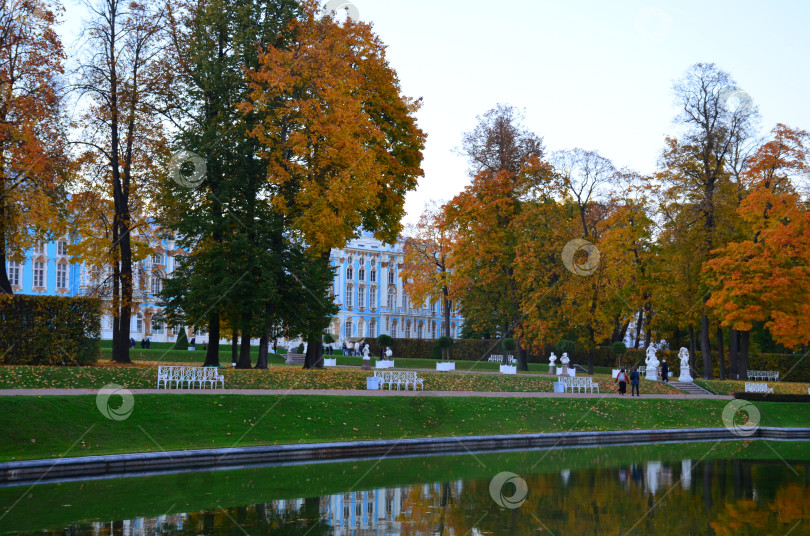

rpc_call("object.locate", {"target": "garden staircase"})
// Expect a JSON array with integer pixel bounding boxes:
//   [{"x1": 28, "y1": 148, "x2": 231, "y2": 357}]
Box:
[{"x1": 669, "y1": 380, "x2": 712, "y2": 395}]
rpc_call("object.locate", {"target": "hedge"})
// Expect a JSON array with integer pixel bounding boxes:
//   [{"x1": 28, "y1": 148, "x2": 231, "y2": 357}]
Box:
[
  {"x1": 733, "y1": 393, "x2": 810, "y2": 403},
  {"x1": 0, "y1": 294, "x2": 101, "y2": 366}
]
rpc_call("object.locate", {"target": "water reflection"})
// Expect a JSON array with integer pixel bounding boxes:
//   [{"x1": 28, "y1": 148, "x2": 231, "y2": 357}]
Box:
[{"x1": 10, "y1": 457, "x2": 810, "y2": 535}]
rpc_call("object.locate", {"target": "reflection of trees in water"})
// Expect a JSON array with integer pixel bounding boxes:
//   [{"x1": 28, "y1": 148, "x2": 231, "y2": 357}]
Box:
[{"x1": 33, "y1": 460, "x2": 810, "y2": 536}]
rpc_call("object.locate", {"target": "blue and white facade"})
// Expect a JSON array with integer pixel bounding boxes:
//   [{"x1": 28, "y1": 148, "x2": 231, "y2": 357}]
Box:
[
  {"x1": 7, "y1": 232, "x2": 464, "y2": 344},
  {"x1": 328, "y1": 233, "x2": 464, "y2": 343}
]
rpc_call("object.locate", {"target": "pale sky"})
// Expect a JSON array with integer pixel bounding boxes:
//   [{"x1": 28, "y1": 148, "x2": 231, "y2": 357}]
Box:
[{"x1": 59, "y1": 0, "x2": 810, "y2": 224}]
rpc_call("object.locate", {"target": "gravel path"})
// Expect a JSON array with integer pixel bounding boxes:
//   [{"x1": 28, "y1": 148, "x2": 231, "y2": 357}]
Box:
[{"x1": 0, "y1": 388, "x2": 731, "y2": 399}]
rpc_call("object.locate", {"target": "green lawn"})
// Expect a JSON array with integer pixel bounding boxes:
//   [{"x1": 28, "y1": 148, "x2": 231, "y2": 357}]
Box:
[
  {"x1": 107, "y1": 346, "x2": 613, "y2": 375},
  {"x1": 2, "y1": 395, "x2": 808, "y2": 462}
]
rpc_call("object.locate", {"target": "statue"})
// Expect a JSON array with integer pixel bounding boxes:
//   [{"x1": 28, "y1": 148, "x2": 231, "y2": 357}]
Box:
[
  {"x1": 361, "y1": 342, "x2": 371, "y2": 370},
  {"x1": 549, "y1": 352, "x2": 557, "y2": 375},
  {"x1": 559, "y1": 352, "x2": 570, "y2": 375},
  {"x1": 645, "y1": 344, "x2": 659, "y2": 381},
  {"x1": 385, "y1": 347, "x2": 393, "y2": 359},
  {"x1": 362, "y1": 345, "x2": 371, "y2": 359},
  {"x1": 678, "y1": 347, "x2": 693, "y2": 382}
]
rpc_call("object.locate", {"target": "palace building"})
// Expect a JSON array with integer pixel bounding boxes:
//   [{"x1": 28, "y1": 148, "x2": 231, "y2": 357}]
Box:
[{"x1": 7, "y1": 231, "x2": 463, "y2": 345}]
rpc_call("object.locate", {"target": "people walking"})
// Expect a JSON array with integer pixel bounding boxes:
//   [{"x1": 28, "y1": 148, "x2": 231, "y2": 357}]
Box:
[
  {"x1": 661, "y1": 359, "x2": 669, "y2": 383},
  {"x1": 630, "y1": 366, "x2": 641, "y2": 396},
  {"x1": 616, "y1": 368, "x2": 628, "y2": 395}
]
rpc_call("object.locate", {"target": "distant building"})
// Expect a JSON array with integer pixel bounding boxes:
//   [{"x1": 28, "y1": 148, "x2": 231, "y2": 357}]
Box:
[{"x1": 7, "y1": 232, "x2": 463, "y2": 344}]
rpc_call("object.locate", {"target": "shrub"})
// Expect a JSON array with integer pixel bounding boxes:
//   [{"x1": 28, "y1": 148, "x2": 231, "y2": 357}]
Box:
[
  {"x1": 556, "y1": 339, "x2": 577, "y2": 355},
  {"x1": 296, "y1": 343, "x2": 305, "y2": 354},
  {"x1": 323, "y1": 333, "x2": 335, "y2": 344},
  {"x1": 377, "y1": 334, "x2": 394, "y2": 348},
  {"x1": 174, "y1": 328, "x2": 189, "y2": 349},
  {"x1": 437, "y1": 336, "x2": 455, "y2": 350},
  {"x1": 0, "y1": 294, "x2": 101, "y2": 365},
  {"x1": 612, "y1": 341, "x2": 627, "y2": 355},
  {"x1": 502, "y1": 338, "x2": 517, "y2": 352}
]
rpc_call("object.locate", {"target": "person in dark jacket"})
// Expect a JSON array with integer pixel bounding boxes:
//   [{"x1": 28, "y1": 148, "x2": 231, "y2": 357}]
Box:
[
  {"x1": 661, "y1": 359, "x2": 669, "y2": 383},
  {"x1": 630, "y1": 366, "x2": 641, "y2": 396}
]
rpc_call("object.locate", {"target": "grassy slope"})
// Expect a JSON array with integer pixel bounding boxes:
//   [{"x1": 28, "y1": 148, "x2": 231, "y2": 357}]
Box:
[
  {"x1": 2, "y1": 440, "x2": 808, "y2": 534},
  {"x1": 696, "y1": 378, "x2": 810, "y2": 395},
  {"x1": 2, "y1": 395, "x2": 809, "y2": 462},
  {"x1": 0, "y1": 364, "x2": 680, "y2": 394}
]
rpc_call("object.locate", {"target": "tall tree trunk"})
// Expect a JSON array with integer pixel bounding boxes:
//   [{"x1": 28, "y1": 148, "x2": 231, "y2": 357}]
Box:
[
  {"x1": 619, "y1": 318, "x2": 631, "y2": 343},
  {"x1": 700, "y1": 307, "x2": 713, "y2": 379},
  {"x1": 231, "y1": 330, "x2": 238, "y2": 365},
  {"x1": 203, "y1": 311, "x2": 220, "y2": 367},
  {"x1": 716, "y1": 326, "x2": 725, "y2": 380},
  {"x1": 256, "y1": 332, "x2": 269, "y2": 369},
  {"x1": 236, "y1": 312, "x2": 252, "y2": 369},
  {"x1": 515, "y1": 336, "x2": 528, "y2": 371},
  {"x1": 303, "y1": 334, "x2": 323, "y2": 369},
  {"x1": 0, "y1": 221, "x2": 12, "y2": 294},
  {"x1": 729, "y1": 328, "x2": 738, "y2": 380},
  {"x1": 738, "y1": 330, "x2": 750, "y2": 381},
  {"x1": 633, "y1": 306, "x2": 644, "y2": 349},
  {"x1": 587, "y1": 347, "x2": 594, "y2": 376},
  {"x1": 689, "y1": 325, "x2": 696, "y2": 361}
]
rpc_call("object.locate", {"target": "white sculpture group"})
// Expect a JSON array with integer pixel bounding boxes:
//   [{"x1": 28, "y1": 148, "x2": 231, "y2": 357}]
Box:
[
  {"x1": 645, "y1": 345, "x2": 660, "y2": 381},
  {"x1": 678, "y1": 347, "x2": 693, "y2": 382},
  {"x1": 549, "y1": 351, "x2": 570, "y2": 376}
]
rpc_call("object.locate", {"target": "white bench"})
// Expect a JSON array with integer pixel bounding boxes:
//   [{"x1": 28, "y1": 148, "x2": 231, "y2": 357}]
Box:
[
  {"x1": 376, "y1": 360, "x2": 395, "y2": 369},
  {"x1": 285, "y1": 352, "x2": 306, "y2": 365},
  {"x1": 559, "y1": 376, "x2": 600, "y2": 393},
  {"x1": 744, "y1": 382, "x2": 773, "y2": 393},
  {"x1": 157, "y1": 366, "x2": 224, "y2": 389},
  {"x1": 747, "y1": 370, "x2": 779, "y2": 381},
  {"x1": 488, "y1": 354, "x2": 515, "y2": 364},
  {"x1": 373, "y1": 370, "x2": 423, "y2": 390}
]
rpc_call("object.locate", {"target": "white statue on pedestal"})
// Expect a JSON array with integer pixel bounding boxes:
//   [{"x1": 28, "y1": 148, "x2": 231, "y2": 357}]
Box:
[
  {"x1": 385, "y1": 347, "x2": 392, "y2": 358},
  {"x1": 645, "y1": 344, "x2": 659, "y2": 381},
  {"x1": 362, "y1": 345, "x2": 371, "y2": 359},
  {"x1": 678, "y1": 347, "x2": 693, "y2": 382},
  {"x1": 549, "y1": 352, "x2": 557, "y2": 374},
  {"x1": 560, "y1": 352, "x2": 570, "y2": 375}
]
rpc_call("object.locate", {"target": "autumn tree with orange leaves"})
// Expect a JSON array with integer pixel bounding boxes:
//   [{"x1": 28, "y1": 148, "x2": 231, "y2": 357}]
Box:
[
  {"x1": 247, "y1": 0, "x2": 425, "y2": 368},
  {"x1": 704, "y1": 124, "x2": 810, "y2": 378},
  {"x1": 0, "y1": 0, "x2": 68, "y2": 295},
  {"x1": 402, "y1": 202, "x2": 455, "y2": 355}
]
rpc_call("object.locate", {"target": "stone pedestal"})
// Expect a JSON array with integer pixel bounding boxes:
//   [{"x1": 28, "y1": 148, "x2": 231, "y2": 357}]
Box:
[
  {"x1": 645, "y1": 367, "x2": 658, "y2": 382},
  {"x1": 549, "y1": 365, "x2": 556, "y2": 375},
  {"x1": 361, "y1": 359, "x2": 371, "y2": 370}
]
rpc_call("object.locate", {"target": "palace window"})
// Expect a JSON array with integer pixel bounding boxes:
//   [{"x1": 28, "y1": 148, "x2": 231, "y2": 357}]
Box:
[
  {"x1": 390, "y1": 321, "x2": 397, "y2": 337},
  {"x1": 7, "y1": 261, "x2": 21, "y2": 287},
  {"x1": 369, "y1": 287, "x2": 377, "y2": 310},
  {"x1": 358, "y1": 286, "x2": 365, "y2": 308},
  {"x1": 57, "y1": 240, "x2": 68, "y2": 257},
  {"x1": 345, "y1": 284, "x2": 353, "y2": 308},
  {"x1": 370, "y1": 269, "x2": 376, "y2": 283},
  {"x1": 151, "y1": 272, "x2": 163, "y2": 295},
  {"x1": 347, "y1": 266, "x2": 353, "y2": 280},
  {"x1": 56, "y1": 263, "x2": 68, "y2": 289},
  {"x1": 358, "y1": 268, "x2": 365, "y2": 281},
  {"x1": 387, "y1": 288, "x2": 396, "y2": 309},
  {"x1": 345, "y1": 319, "x2": 353, "y2": 338},
  {"x1": 388, "y1": 271, "x2": 395, "y2": 285},
  {"x1": 152, "y1": 253, "x2": 165, "y2": 265},
  {"x1": 33, "y1": 261, "x2": 46, "y2": 288},
  {"x1": 33, "y1": 241, "x2": 45, "y2": 255},
  {"x1": 431, "y1": 322, "x2": 437, "y2": 338},
  {"x1": 404, "y1": 322, "x2": 411, "y2": 338},
  {"x1": 369, "y1": 319, "x2": 376, "y2": 338},
  {"x1": 416, "y1": 322, "x2": 423, "y2": 339}
]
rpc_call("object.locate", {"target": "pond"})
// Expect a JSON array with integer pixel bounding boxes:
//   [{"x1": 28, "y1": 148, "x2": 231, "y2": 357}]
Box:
[{"x1": 1, "y1": 440, "x2": 809, "y2": 535}]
